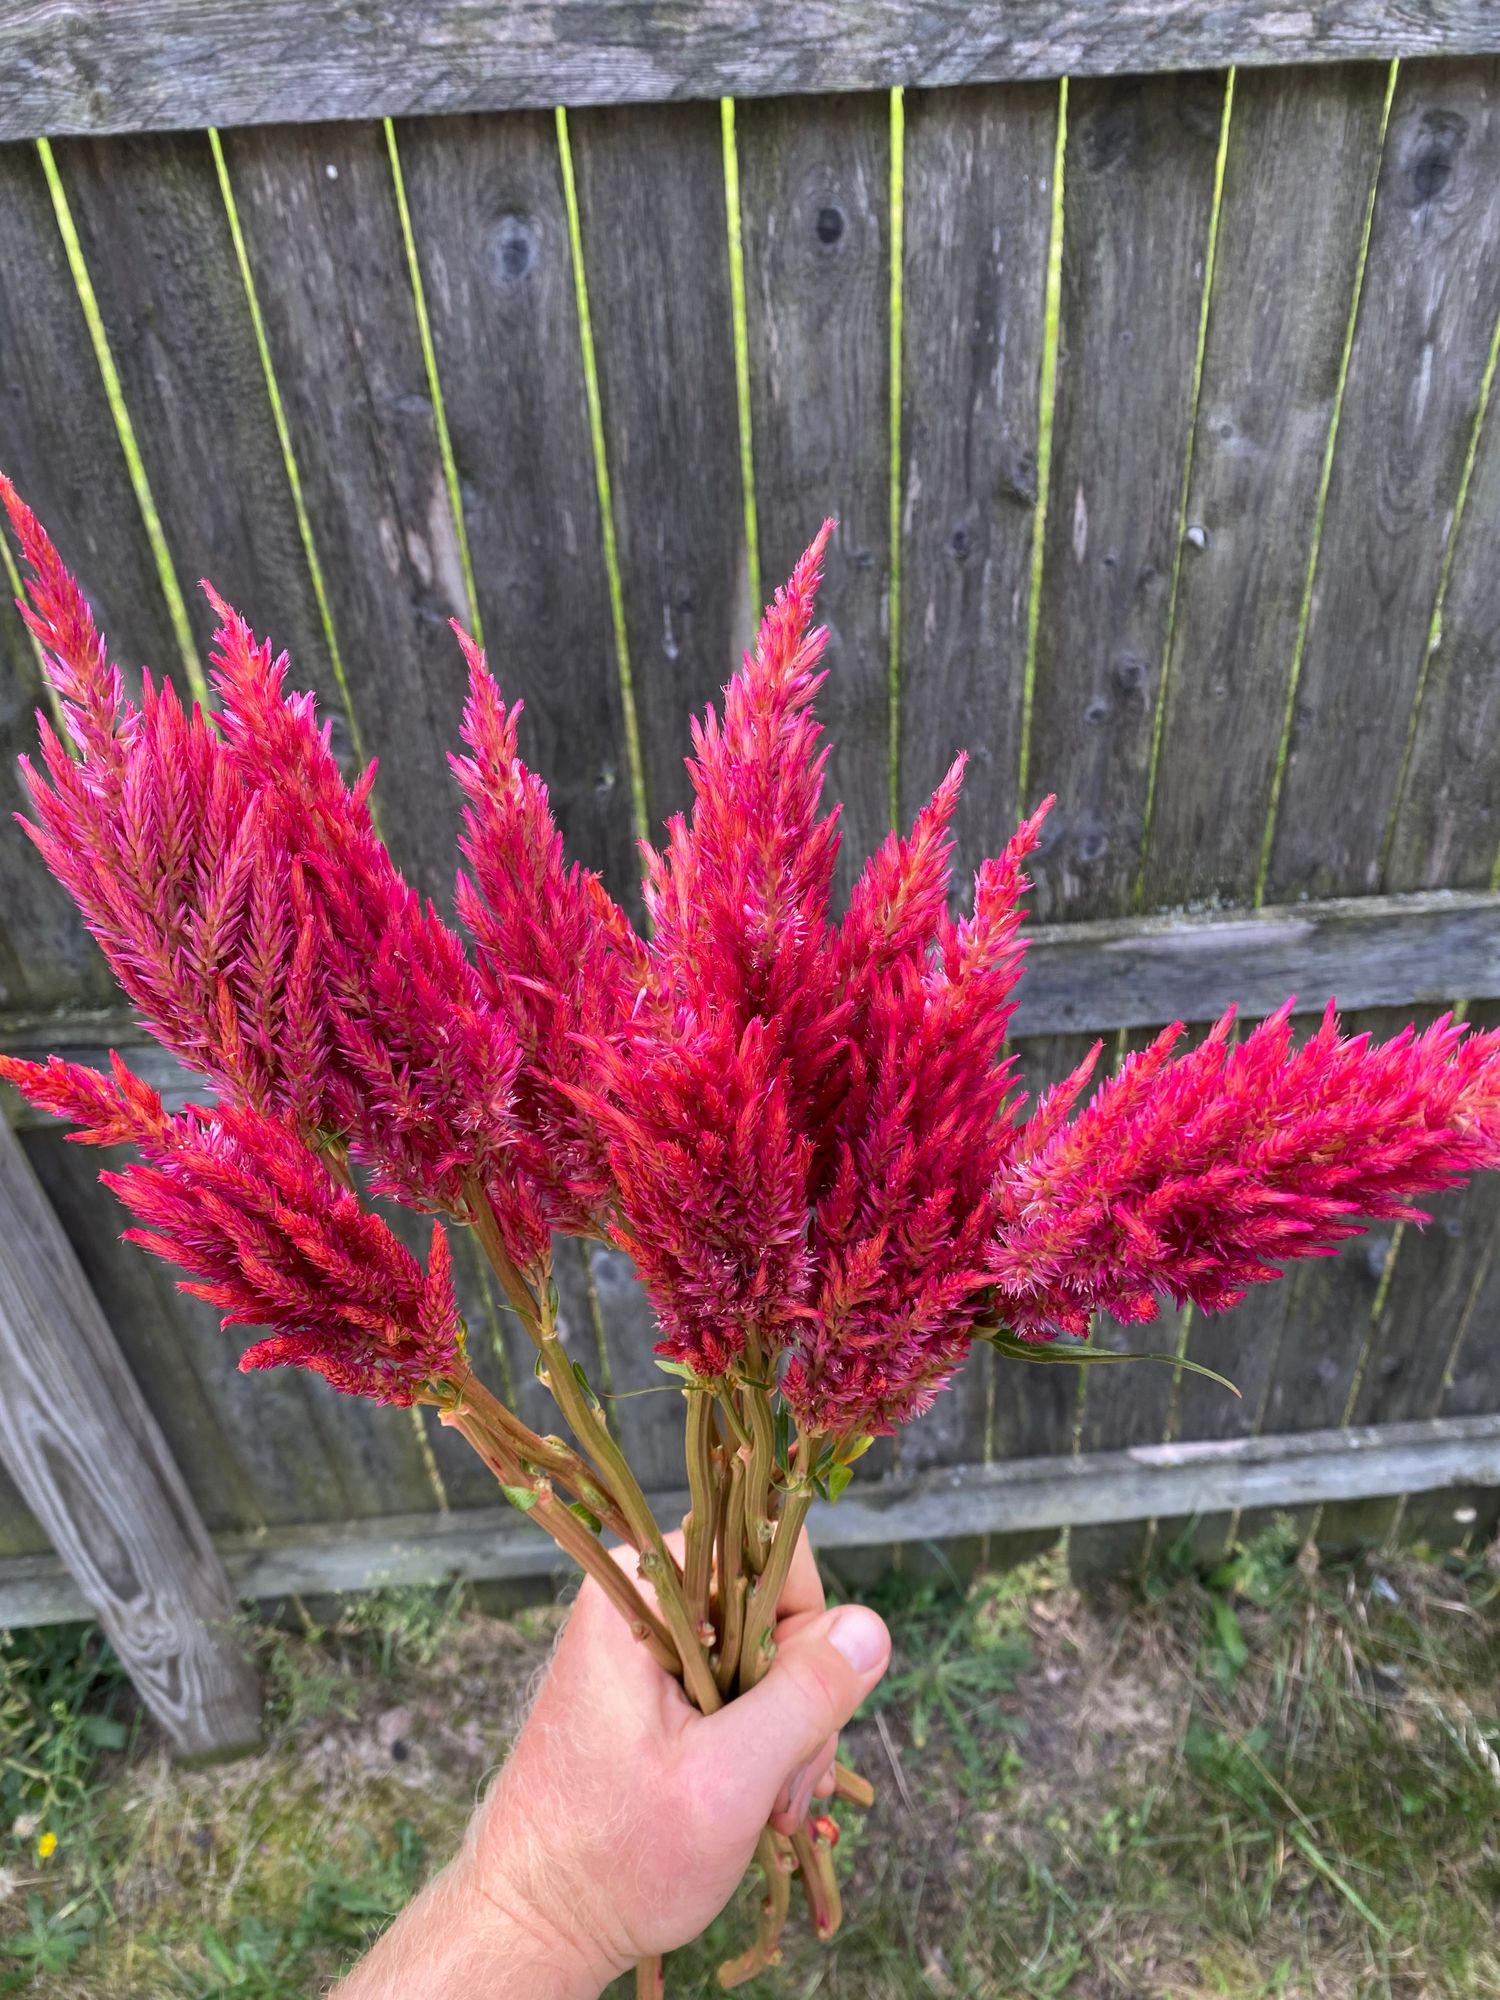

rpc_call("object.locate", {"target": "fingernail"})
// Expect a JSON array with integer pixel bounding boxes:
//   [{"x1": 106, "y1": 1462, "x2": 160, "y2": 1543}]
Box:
[
  {"x1": 789, "y1": 1764, "x2": 818, "y2": 1825},
  {"x1": 828, "y1": 1607, "x2": 887, "y2": 1675}
]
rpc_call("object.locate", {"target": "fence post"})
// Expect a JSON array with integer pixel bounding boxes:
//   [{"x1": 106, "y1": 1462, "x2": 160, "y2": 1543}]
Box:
[{"x1": 0, "y1": 1114, "x2": 261, "y2": 1757}]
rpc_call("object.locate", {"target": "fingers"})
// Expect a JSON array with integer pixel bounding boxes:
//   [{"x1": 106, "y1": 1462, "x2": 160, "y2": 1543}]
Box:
[
  {"x1": 692, "y1": 1604, "x2": 890, "y2": 1831},
  {"x1": 770, "y1": 1732, "x2": 837, "y2": 1835}
]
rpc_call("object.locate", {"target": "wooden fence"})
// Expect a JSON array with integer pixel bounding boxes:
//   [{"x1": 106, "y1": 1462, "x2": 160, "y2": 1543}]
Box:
[{"x1": 3, "y1": 1, "x2": 1500, "y2": 1747}]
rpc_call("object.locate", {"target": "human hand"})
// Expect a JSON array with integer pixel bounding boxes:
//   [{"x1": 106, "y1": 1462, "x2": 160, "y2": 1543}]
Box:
[
  {"x1": 336, "y1": 1528, "x2": 890, "y2": 1998},
  {"x1": 467, "y1": 1528, "x2": 891, "y2": 1992}
]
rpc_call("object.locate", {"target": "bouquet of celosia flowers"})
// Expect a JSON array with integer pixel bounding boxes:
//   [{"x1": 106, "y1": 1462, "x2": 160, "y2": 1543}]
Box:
[{"x1": 4, "y1": 480, "x2": 1500, "y2": 1990}]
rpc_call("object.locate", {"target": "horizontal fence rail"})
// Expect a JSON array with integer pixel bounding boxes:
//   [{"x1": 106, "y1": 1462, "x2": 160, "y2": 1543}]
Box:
[
  {"x1": 2, "y1": 1414, "x2": 1496, "y2": 1626},
  {"x1": 2, "y1": 3, "x2": 1499, "y2": 141},
  {"x1": 2, "y1": 31, "x2": 1500, "y2": 1669}
]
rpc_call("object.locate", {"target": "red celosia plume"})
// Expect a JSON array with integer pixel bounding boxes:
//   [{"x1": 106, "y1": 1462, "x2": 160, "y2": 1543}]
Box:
[
  {"x1": 7, "y1": 481, "x2": 1500, "y2": 1439},
  {"x1": 0, "y1": 1051, "x2": 462, "y2": 1403}
]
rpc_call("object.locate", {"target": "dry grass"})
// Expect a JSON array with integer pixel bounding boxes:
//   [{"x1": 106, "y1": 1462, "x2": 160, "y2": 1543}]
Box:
[{"x1": 2, "y1": 1528, "x2": 1498, "y2": 1998}]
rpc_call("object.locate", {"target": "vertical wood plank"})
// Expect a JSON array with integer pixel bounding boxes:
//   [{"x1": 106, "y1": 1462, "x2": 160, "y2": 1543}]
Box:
[
  {"x1": 1383, "y1": 382, "x2": 1500, "y2": 893},
  {"x1": 395, "y1": 110, "x2": 641, "y2": 911},
  {"x1": 0, "y1": 1114, "x2": 260, "y2": 1755},
  {"x1": 1400, "y1": 1223, "x2": 1500, "y2": 1550},
  {"x1": 567, "y1": 101, "x2": 744, "y2": 833},
  {"x1": 48, "y1": 133, "x2": 342, "y2": 717},
  {"x1": 737, "y1": 91, "x2": 891, "y2": 901},
  {"x1": 897, "y1": 82, "x2": 1057, "y2": 887},
  {"x1": 1025, "y1": 71, "x2": 1225, "y2": 924},
  {"x1": 217, "y1": 120, "x2": 474, "y2": 908},
  {"x1": 0, "y1": 145, "x2": 177, "y2": 667},
  {"x1": 0, "y1": 141, "x2": 179, "y2": 1018},
  {"x1": 1264, "y1": 58, "x2": 1500, "y2": 901},
  {"x1": 1140, "y1": 64, "x2": 1389, "y2": 912}
]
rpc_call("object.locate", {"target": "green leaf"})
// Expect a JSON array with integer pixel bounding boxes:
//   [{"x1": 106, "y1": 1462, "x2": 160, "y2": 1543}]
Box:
[
  {"x1": 79, "y1": 1713, "x2": 127, "y2": 1750},
  {"x1": 653, "y1": 1359, "x2": 698, "y2": 1382},
  {"x1": 566, "y1": 1502, "x2": 603, "y2": 1535},
  {"x1": 986, "y1": 1328, "x2": 1241, "y2": 1399},
  {"x1": 827, "y1": 1461, "x2": 854, "y2": 1503},
  {"x1": 571, "y1": 1358, "x2": 602, "y2": 1411},
  {"x1": 500, "y1": 1484, "x2": 539, "y2": 1513},
  {"x1": 1212, "y1": 1596, "x2": 1249, "y2": 1671}
]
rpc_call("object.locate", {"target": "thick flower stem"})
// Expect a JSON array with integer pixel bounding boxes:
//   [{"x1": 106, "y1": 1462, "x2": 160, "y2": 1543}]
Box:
[
  {"x1": 740, "y1": 1372, "x2": 777, "y2": 1577},
  {"x1": 716, "y1": 1829, "x2": 793, "y2": 1989},
  {"x1": 443, "y1": 1409, "x2": 678, "y2": 1674},
  {"x1": 713, "y1": 1452, "x2": 749, "y2": 1695},
  {"x1": 682, "y1": 1387, "x2": 717, "y2": 1635},
  {"x1": 832, "y1": 1762, "x2": 876, "y2": 1809},
  {"x1": 737, "y1": 1483, "x2": 814, "y2": 1695},
  {"x1": 790, "y1": 1821, "x2": 841, "y2": 1941},
  {"x1": 635, "y1": 1955, "x2": 663, "y2": 1999},
  {"x1": 464, "y1": 1185, "x2": 722, "y2": 1716},
  {"x1": 448, "y1": 1372, "x2": 633, "y2": 1543}
]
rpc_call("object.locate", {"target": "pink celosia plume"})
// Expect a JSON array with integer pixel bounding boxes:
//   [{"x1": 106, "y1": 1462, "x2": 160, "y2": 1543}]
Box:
[
  {"x1": 8, "y1": 482, "x2": 1500, "y2": 1441},
  {"x1": 988, "y1": 1003, "x2": 1500, "y2": 1340},
  {"x1": 0, "y1": 1052, "x2": 462, "y2": 1403}
]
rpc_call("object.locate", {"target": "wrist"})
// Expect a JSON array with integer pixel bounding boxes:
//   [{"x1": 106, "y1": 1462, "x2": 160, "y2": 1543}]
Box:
[{"x1": 461, "y1": 1801, "x2": 629, "y2": 2000}]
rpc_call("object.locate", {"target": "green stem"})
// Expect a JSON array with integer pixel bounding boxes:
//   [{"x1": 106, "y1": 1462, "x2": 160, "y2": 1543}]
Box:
[
  {"x1": 446, "y1": 1408, "x2": 677, "y2": 1672},
  {"x1": 714, "y1": 1452, "x2": 749, "y2": 1696},
  {"x1": 682, "y1": 1387, "x2": 717, "y2": 1637},
  {"x1": 738, "y1": 1483, "x2": 814, "y2": 1694},
  {"x1": 467, "y1": 1185, "x2": 722, "y2": 1716},
  {"x1": 790, "y1": 1820, "x2": 841, "y2": 1941},
  {"x1": 716, "y1": 1829, "x2": 793, "y2": 1989},
  {"x1": 741, "y1": 1376, "x2": 777, "y2": 1576},
  {"x1": 447, "y1": 1372, "x2": 632, "y2": 1543}
]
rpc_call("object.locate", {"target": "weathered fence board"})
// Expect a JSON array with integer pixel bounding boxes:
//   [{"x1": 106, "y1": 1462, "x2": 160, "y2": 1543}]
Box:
[
  {"x1": 1264, "y1": 57, "x2": 1500, "y2": 901},
  {"x1": 897, "y1": 80, "x2": 1057, "y2": 885},
  {"x1": 1383, "y1": 362, "x2": 1500, "y2": 892},
  {"x1": 7, "y1": 3, "x2": 1500, "y2": 143},
  {"x1": 0, "y1": 1115, "x2": 260, "y2": 1752},
  {"x1": 1025, "y1": 70, "x2": 1226, "y2": 922},
  {"x1": 47, "y1": 134, "x2": 340, "y2": 704},
  {"x1": 9, "y1": 1411, "x2": 1499, "y2": 1626},
  {"x1": 217, "y1": 119, "x2": 474, "y2": 908},
  {"x1": 566, "y1": 100, "x2": 746, "y2": 830},
  {"x1": 0, "y1": 142, "x2": 173, "y2": 1018},
  {"x1": 394, "y1": 110, "x2": 642, "y2": 912},
  {"x1": 737, "y1": 90, "x2": 892, "y2": 900},
  {"x1": 3, "y1": 49, "x2": 1500, "y2": 1614},
  {"x1": 1139, "y1": 62, "x2": 1390, "y2": 912}
]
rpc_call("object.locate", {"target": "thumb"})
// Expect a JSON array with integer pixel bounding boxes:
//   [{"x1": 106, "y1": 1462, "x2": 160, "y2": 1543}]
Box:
[{"x1": 696, "y1": 1605, "x2": 890, "y2": 1827}]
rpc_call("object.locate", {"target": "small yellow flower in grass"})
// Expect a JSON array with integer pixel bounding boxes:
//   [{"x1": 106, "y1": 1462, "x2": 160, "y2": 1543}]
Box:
[{"x1": 36, "y1": 1830, "x2": 57, "y2": 1861}]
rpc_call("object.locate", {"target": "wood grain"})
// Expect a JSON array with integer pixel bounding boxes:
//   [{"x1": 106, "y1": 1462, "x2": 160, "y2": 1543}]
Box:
[
  {"x1": 395, "y1": 110, "x2": 641, "y2": 913},
  {"x1": 1264, "y1": 58, "x2": 1500, "y2": 901},
  {"x1": 737, "y1": 90, "x2": 891, "y2": 902},
  {"x1": 217, "y1": 120, "x2": 474, "y2": 908},
  {"x1": 1025, "y1": 72, "x2": 1225, "y2": 923},
  {"x1": 0, "y1": 141, "x2": 178, "y2": 1017},
  {"x1": 13, "y1": 1411, "x2": 1500, "y2": 1625},
  {"x1": 48, "y1": 133, "x2": 344, "y2": 724},
  {"x1": 566, "y1": 101, "x2": 745, "y2": 833},
  {"x1": 0, "y1": 1114, "x2": 260, "y2": 1754},
  {"x1": 897, "y1": 81, "x2": 1057, "y2": 886},
  {"x1": 1383, "y1": 360, "x2": 1500, "y2": 891},
  {"x1": 1140, "y1": 64, "x2": 1389, "y2": 912},
  {"x1": 5, "y1": 3, "x2": 1500, "y2": 142}
]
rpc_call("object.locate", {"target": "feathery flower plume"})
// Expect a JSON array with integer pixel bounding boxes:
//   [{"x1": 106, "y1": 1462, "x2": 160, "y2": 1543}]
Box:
[
  {"x1": 988, "y1": 1003, "x2": 1500, "y2": 1338},
  {"x1": 0, "y1": 1052, "x2": 461, "y2": 1403},
  {"x1": 580, "y1": 525, "x2": 847, "y2": 1374},
  {"x1": 449, "y1": 622, "x2": 647, "y2": 1240}
]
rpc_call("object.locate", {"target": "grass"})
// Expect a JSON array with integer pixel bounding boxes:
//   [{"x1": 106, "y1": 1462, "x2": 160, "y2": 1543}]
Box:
[{"x1": 2, "y1": 1531, "x2": 1497, "y2": 1998}]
